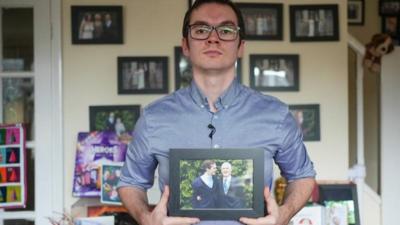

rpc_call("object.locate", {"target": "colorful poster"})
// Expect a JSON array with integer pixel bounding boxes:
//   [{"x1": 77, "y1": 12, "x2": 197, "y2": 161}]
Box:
[
  {"x1": 0, "y1": 123, "x2": 26, "y2": 208},
  {"x1": 101, "y1": 162, "x2": 123, "y2": 205},
  {"x1": 72, "y1": 131, "x2": 127, "y2": 197}
]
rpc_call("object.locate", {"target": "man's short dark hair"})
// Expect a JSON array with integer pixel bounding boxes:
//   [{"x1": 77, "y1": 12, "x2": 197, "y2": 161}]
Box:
[
  {"x1": 182, "y1": 0, "x2": 245, "y2": 42},
  {"x1": 202, "y1": 160, "x2": 216, "y2": 171}
]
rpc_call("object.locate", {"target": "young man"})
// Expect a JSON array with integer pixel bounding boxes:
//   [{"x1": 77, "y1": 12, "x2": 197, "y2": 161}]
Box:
[
  {"x1": 117, "y1": 0, "x2": 316, "y2": 225},
  {"x1": 191, "y1": 160, "x2": 219, "y2": 208}
]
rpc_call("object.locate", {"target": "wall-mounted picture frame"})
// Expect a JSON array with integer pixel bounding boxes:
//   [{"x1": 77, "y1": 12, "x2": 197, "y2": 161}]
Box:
[
  {"x1": 236, "y1": 3, "x2": 283, "y2": 40},
  {"x1": 379, "y1": 0, "x2": 400, "y2": 16},
  {"x1": 289, "y1": 104, "x2": 320, "y2": 141},
  {"x1": 290, "y1": 4, "x2": 339, "y2": 42},
  {"x1": 71, "y1": 6, "x2": 123, "y2": 44},
  {"x1": 188, "y1": 0, "x2": 196, "y2": 8},
  {"x1": 249, "y1": 54, "x2": 299, "y2": 92},
  {"x1": 168, "y1": 148, "x2": 264, "y2": 220},
  {"x1": 382, "y1": 16, "x2": 400, "y2": 45},
  {"x1": 318, "y1": 183, "x2": 360, "y2": 225},
  {"x1": 89, "y1": 105, "x2": 140, "y2": 136},
  {"x1": 174, "y1": 46, "x2": 242, "y2": 90},
  {"x1": 118, "y1": 57, "x2": 169, "y2": 94},
  {"x1": 348, "y1": 0, "x2": 364, "y2": 25}
]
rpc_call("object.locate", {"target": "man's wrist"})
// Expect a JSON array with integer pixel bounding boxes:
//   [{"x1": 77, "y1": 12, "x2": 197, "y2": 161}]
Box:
[{"x1": 277, "y1": 204, "x2": 295, "y2": 225}]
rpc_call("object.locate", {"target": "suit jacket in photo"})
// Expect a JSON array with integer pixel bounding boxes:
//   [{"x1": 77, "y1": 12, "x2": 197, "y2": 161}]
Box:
[
  {"x1": 103, "y1": 21, "x2": 117, "y2": 40},
  {"x1": 191, "y1": 176, "x2": 220, "y2": 208},
  {"x1": 218, "y1": 176, "x2": 245, "y2": 208}
]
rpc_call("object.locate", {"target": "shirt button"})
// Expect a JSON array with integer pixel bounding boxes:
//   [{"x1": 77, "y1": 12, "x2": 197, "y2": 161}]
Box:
[
  {"x1": 214, "y1": 115, "x2": 218, "y2": 119},
  {"x1": 200, "y1": 105, "x2": 204, "y2": 108},
  {"x1": 213, "y1": 144, "x2": 220, "y2": 148}
]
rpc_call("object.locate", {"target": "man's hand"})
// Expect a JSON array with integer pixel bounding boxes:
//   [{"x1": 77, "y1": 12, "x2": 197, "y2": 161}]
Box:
[
  {"x1": 239, "y1": 187, "x2": 280, "y2": 225},
  {"x1": 144, "y1": 185, "x2": 200, "y2": 225}
]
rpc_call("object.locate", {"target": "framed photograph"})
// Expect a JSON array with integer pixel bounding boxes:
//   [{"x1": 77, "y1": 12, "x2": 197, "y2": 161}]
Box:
[
  {"x1": 382, "y1": 16, "x2": 400, "y2": 45},
  {"x1": 318, "y1": 183, "x2": 360, "y2": 225},
  {"x1": 290, "y1": 4, "x2": 339, "y2": 42},
  {"x1": 188, "y1": 0, "x2": 196, "y2": 8},
  {"x1": 174, "y1": 46, "x2": 242, "y2": 90},
  {"x1": 348, "y1": 0, "x2": 364, "y2": 25},
  {"x1": 89, "y1": 105, "x2": 140, "y2": 139},
  {"x1": 289, "y1": 104, "x2": 320, "y2": 141},
  {"x1": 169, "y1": 148, "x2": 264, "y2": 220},
  {"x1": 236, "y1": 3, "x2": 283, "y2": 40},
  {"x1": 118, "y1": 57, "x2": 169, "y2": 94},
  {"x1": 101, "y1": 162, "x2": 123, "y2": 205},
  {"x1": 71, "y1": 6, "x2": 123, "y2": 44},
  {"x1": 249, "y1": 54, "x2": 299, "y2": 92},
  {"x1": 379, "y1": 0, "x2": 400, "y2": 16}
]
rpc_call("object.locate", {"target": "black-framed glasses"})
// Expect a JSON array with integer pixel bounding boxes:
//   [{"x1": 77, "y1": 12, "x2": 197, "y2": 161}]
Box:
[{"x1": 188, "y1": 24, "x2": 240, "y2": 41}]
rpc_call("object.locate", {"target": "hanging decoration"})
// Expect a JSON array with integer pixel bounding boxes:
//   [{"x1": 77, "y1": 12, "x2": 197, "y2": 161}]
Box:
[
  {"x1": 0, "y1": 123, "x2": 27, "y2": 208},
  {"x1": 363, "y1": 33, "x2": 395, "y2": 73}
]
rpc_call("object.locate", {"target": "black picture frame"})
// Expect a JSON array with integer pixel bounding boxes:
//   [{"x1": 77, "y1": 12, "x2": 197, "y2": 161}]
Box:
[
  {"x1": 290, "y1": 4, "x2": 339, "y2": 42},
  {"x1": 89, "y1": 105, "x2": 140, "y2": 134},
  {"x1": 249, "y1": 54, "x2": 299, "y2": 92},
  {"x1": 381, "y1": 16, "x2": 400, "y2": 45},
  {"x1": 174, "y1": 46, "x2": 242, "y2": 90},
  {"x1": 188, "y1": 0, "x2": 196, "y2": 8},
  {"x1": 236, "y1": 3, "x2": 283, "y2": 41},
  {"x1": 379, "y1": 0, "x2": 400, "y2": 16},
  {"x1": 168, "y1": 148, "x2": 265, "y2": 220},
  {"x1": 318, "y1": 183, "x2": 360, "y2": 225},
  {"x1": 71, "y1": 6, "x2": 123, "y2": 44},
  {"x1": 348, "y1": 0, "x2": 364, "y2": 25},
  {"x1": 118, "y1": 57, "x2": 169, "y2": 94},
  {"x1": 289, "y1": 104, "x2": 320, "y2": 141}
]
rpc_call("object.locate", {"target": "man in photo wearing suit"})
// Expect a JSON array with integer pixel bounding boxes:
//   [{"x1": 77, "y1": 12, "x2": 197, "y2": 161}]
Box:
[
  {"x1": 191, "y1": 160, "x2": 220, "y2": 208},
  {"x1": 103, "y1": 13, "x2": 116, "y2": 40},
  {"x1": 219, "y1": 162, "x2": 245, "y2": 208}
]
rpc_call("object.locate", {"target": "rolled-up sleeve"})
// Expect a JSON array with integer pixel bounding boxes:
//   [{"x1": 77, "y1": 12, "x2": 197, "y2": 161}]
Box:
[
  {"x1": 117, "y1": 111, "x2": 158, "y2": 191},
  {"x1": 274, "y1": 110, "x2": 316, "y2": 182}
]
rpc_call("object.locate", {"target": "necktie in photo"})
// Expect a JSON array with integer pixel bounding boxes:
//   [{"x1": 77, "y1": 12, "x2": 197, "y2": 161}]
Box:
[{"x1": 223, "y1": 179, "x2": 228, "y2": 194}]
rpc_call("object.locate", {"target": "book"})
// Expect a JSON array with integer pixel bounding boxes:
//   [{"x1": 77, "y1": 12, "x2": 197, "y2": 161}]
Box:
[{"x1": 72, "y1": 132, "x2": 127, "y2": 197}]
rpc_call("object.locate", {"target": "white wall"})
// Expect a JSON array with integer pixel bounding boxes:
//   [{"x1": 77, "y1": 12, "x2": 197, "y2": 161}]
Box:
[
  {"x1": 62, "y1": 0, "x2": 349, "y2": 211},
  {"x1": 381, "y1": 47, "x2": 400, "y2": 225}
]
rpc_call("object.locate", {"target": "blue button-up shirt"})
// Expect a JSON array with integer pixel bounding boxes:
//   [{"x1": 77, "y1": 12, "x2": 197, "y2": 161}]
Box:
[{"x1": 118, "y1": 79, "x2": 316, "y2": 225}]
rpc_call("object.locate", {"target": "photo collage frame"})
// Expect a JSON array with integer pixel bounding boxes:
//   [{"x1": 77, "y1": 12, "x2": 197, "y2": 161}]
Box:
[{"x1": 0, "y1": 123, "x2": 26, "y2": 208}]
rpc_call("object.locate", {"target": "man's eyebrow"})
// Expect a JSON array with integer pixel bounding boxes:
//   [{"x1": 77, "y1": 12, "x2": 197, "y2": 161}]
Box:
[{"x1": 190, "y1": 20, "x2": 237, "y2": 26}]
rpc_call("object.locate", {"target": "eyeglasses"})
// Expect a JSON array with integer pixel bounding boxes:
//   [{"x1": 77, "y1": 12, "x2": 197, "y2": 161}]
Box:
[{"x1": 188, "y1": 24, "x2": 240, "y2": 41}]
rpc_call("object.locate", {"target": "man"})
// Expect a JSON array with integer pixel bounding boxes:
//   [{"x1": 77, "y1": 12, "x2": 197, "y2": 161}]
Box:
[
  {"x1": 218, "y1": 162, "x2": 245, "y2": 208},
  {"x1": 117, "y1": 0, "x2": 316, "y2": 225},
  {"x1": 191, "y1": 160, "x2": 219, "y2": 208},
  {"x1": 102, "y1": 13, "x2": 116, "y2": 40}
]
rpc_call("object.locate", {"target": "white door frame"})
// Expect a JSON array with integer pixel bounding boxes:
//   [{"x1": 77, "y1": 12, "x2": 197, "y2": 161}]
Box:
[{"x1": 0, "y1": 0, "x2": 63, "y2": 223}]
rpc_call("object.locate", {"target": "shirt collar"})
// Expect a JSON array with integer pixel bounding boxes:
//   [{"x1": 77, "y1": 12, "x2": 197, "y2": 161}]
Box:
[{"x1": 189, "y1": 77, "x2": 242, "y2": 110}]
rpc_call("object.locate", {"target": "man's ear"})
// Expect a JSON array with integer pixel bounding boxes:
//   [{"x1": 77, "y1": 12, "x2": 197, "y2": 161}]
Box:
[
  {"x1": 182, "y1": 37, "x2": 190, "y2": 57},
  {"x1": 237, "y1": 40, "x2": 245, "y2": 58}
]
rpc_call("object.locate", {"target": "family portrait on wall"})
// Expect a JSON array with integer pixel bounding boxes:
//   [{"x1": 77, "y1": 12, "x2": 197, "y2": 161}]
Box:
[
  {"x1": 290, "y1": 4, "x2": 339, "y2": 41},
  {"x1": 71, "y1": 6, "x2": 123, "y2": 44},
  {"x1": 118, "y1": 57, "x2": 168, "y2": 94},
  {"x1": 236, "y1": 3, "x2": 283, "y2": 40},
  {"x1": 89, "y1": 105, "x2": 140, "y2": 143},
  {"x1": 289, "y1": 104, "x2": 321, "y2": 141},
  {"x1": 250, "y1": 54, "x2": 299, "y2": 91}
]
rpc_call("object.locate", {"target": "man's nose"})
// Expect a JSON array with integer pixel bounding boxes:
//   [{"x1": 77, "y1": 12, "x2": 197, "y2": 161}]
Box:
[{"x1": 207, "y1": 29, "x2": 220, "y2": 43}]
